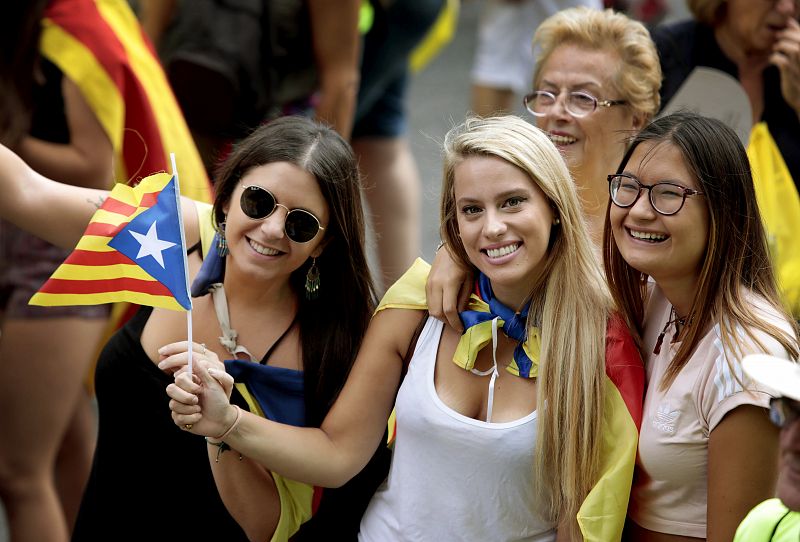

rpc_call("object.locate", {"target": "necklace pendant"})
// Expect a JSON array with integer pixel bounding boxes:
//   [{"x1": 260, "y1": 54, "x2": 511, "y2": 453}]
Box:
[{"x1": 653, "y1": 330, "x2": 666, "y2": 355}]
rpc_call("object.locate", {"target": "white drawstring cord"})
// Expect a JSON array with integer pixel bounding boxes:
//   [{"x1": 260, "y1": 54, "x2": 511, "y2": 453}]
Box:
[{"x1": 469, "y1": 317, "x2": 500, "y2": 422}]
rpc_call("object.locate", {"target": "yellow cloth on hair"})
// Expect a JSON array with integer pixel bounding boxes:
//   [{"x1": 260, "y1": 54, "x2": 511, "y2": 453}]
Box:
[{"x1": 748, "y1": 122, "x2": 800, "y2": 317}]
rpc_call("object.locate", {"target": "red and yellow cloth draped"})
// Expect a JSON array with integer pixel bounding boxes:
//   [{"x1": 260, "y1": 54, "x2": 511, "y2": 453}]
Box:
[
  {"x1": 377, "y1": 259, "x2": 645, "y2": 541},
  {"x1": 41, "y1": 0, "x2": 213, "y2": 353},
  {"x1": 41, "y1": 0, "x2": 211, "y2": 202}
]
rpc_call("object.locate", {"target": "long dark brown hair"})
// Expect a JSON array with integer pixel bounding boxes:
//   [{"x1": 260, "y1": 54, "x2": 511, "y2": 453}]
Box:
[
  {"x1": 604, "y1": 111, "x2": 798, "y2": 389},
  {"x1": 213, "y1": 116, "x2": 376, "y2": 426}
]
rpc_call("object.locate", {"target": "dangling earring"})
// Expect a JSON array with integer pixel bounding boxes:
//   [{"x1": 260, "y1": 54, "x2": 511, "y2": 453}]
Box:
[
  {"x1": 305, "y1": 258, "x2": 321, "y2": 300},
  {"x1": 553, "y1": 216, "x2": 561, "y2": 225},
  {"x1": 216, "y1": 221, "x2": 229, "y2": 257}
]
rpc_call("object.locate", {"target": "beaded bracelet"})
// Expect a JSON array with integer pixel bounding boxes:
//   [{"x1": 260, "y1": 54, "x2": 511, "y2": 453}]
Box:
[{"x1": 205, "y1": 438, "x2": 243, "y2": 463}]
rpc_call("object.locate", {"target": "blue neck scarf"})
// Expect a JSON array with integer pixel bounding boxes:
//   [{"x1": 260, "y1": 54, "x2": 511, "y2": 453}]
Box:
[{"x1": 456, "y1": 273, "x2": 540, "y2": 379}]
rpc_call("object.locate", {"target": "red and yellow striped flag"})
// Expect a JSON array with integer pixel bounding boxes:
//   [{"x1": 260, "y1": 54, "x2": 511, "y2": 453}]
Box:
[
  {"x1": 40, "y1": 0, "x2": 212, "y2": 202},
  {"x1": 30, "y1": 173, "x2": 191, "y2": 311},
  {"x1": 577, "y1": 314, "x2": 644, "y2": 541}
]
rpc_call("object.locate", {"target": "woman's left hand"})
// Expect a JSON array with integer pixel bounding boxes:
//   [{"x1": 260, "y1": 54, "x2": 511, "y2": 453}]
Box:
[
  {"x1": 772, "y1": 17, "x2": 800, "y2": 114},
  {"x1": 167, "y1": 358, "x2": 237, "y2": 438},
  {"x1": 158, "y1": 340, "x2": 224, "y2": 376}
]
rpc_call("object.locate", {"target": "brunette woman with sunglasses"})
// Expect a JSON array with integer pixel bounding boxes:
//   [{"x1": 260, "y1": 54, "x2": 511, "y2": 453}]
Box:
[
  {"x1": 0, "y1": 116, "x2": 383, "y2": 541},
  {"x1": 604, "y1": 112, "x2": 799, "y2": 541},
  {"x1": 166, "y1": 115, "x2": 645, "y2": 540}
]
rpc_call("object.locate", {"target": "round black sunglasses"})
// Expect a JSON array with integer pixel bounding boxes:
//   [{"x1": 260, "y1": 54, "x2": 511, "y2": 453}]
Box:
[{"x1": 240, "y1": 185, "x2": 324, "y2": 243}]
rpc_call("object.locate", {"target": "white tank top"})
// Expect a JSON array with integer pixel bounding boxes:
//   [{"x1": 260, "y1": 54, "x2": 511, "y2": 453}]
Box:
[{"x1": 358, "y1": 317, "x2": 556, "y2": 542}]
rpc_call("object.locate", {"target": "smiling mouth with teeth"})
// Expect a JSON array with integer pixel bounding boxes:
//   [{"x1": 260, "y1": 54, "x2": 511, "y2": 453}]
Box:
[
  {"x1": 485, "y1": 243, "x2": 520, "y2": 258},
  {"x1": 249, "y1": 238, "x2": 281, "y2": 256},
  {"x1": 548, "y1": 134, "x2": 577, "y2": 145},
  {"x1": 628, "y1": 228, "x2": 668, "y2": 242}
]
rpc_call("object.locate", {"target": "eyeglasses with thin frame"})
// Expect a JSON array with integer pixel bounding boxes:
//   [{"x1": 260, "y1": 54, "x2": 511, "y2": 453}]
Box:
[
  {"x1": 523, "y1": 90, "x2": 627, "y2": 118},
  {"x1": 240, "y1": 185, "x2": 325, "y2": 243},
  {"x1": 770, "y1": 396, "x2": 800, "y2": 428},
  {"x1": 607, "y1": 173, "x2": 704, "y2": 216}
]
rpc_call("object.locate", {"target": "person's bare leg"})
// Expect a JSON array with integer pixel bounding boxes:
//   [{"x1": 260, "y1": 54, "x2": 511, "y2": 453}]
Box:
[
  {"x1": 0, "y1": 317, "x2": 105, "y2": 542},
  {"x1": 353, "y1": 137, "x2": 421, "y2": 292},
  {"x1": 55, "y1": 387, "x2": 97, "y2": 534},
  {"x1": 471, "y1": 84, "x2": 515, "y2": 117}
]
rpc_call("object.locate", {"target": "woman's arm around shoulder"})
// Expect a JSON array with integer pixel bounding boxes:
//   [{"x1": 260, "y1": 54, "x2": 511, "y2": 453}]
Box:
[{"x1": 425, "y1": 244, "x2": 472, "y2": 332}]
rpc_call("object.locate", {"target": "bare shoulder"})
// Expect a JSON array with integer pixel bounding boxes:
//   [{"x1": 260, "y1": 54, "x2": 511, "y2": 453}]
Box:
[
  {"x1": 367, "y1": 308, "x2": 428, "y2": 359},
  {"x1": 139, "y1": 307, "x2": 193, "y2": 364}
]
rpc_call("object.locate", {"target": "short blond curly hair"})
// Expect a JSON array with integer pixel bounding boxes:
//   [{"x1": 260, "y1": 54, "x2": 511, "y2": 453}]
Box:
[{"x1": 532, "y1": 7, "x2": 662, "y2": 122}]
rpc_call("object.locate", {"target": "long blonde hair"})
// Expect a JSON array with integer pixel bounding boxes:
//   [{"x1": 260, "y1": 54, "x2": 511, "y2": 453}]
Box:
[{"x1": 441, "y1": 115, "x2": 613, "y2": 529}]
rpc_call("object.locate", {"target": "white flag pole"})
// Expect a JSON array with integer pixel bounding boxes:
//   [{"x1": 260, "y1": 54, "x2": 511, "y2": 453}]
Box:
[{"x1": 170, "y1": 153, "x2": 194, "y2": 377}]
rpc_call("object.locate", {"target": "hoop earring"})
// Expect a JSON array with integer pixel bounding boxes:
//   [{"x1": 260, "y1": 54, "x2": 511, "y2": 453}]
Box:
[
  {"x1": 305, "y1": 258, "x2": 321, "y2": 300},
  {"x1": 216, "y1": 222, "x2": 229, "y2": 257}
]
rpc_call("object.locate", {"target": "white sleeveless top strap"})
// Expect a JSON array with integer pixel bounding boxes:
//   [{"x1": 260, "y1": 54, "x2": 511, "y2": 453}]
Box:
[{"x1": 467, "y1": 316, "x2": 501, "y2": 423}]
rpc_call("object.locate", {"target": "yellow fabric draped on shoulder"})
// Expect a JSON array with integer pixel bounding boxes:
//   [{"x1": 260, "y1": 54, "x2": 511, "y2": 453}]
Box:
[
  {"x1": 576, "y1": 377, "x2": 639, "y2": 541},
  {"x1": 378, "y1": 258, "x2": 542, "y2": 377},
  {"x1": 376, "y1": 258, "x2": 431, "y2": 312},
  {"x1": 234, "y1": 383, "x2": 313, "y2": 542},
  {"x1": 748, "y1": 122, "x2": 800, "y2": 317}
]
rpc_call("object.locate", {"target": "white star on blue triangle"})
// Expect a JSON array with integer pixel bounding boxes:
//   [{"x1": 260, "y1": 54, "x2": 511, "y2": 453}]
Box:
[
  {"x1": 128, "y1": 221, "x2": 176, "y2": 268},
  {"x1": 108, "y1": 177, "x2": 191, "y2": 309}
]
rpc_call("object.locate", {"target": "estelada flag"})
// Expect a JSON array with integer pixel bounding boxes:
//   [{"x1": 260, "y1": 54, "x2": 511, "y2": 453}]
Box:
[{"x1": 29, "y1": 173, "x2": 191, "y2": 311}]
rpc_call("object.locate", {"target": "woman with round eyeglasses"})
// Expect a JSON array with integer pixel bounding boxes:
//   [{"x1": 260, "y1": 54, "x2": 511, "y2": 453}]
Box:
[
  {"x1": 426, "y1": 7, "x2": 662, "y2": 330},
  {"x1": 605, "y1": 111, "x2": 800, "y2": 541},
  {"x1": 653, "y1": 0, "x2": 800, "y2": 320},
  {"x1": 0, "y1": 116, "x2": 386, "y2": 541},
  {"x1": 525, "y1": 7, "x2": 662, "y2": 248},
  {"x1": 607, "y1": 173, "x2": 705, "y2": 216}
]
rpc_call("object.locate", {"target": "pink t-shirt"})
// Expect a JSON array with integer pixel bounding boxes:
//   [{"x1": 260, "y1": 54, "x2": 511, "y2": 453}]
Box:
[{"x1": 628, "y1": 286, "x2": 793, "y2": 538}]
